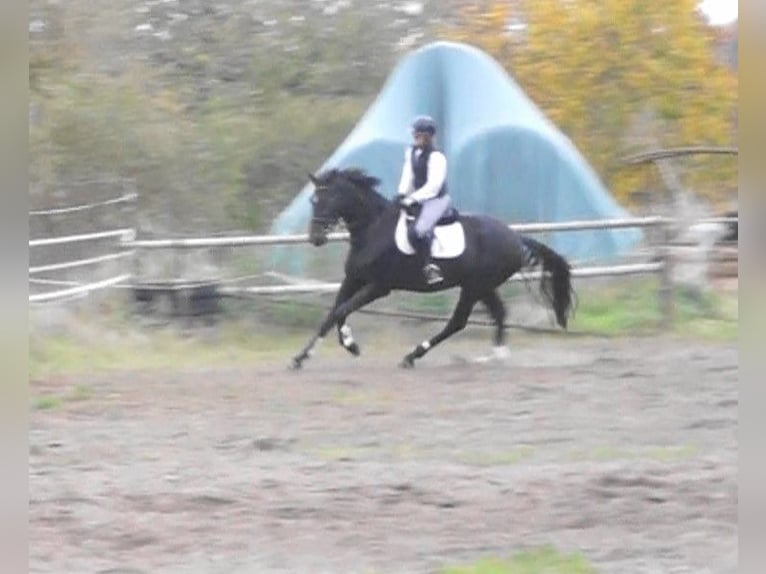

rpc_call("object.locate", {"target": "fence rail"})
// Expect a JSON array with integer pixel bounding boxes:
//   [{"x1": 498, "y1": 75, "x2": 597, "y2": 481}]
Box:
[
  {"x1": 29, "y1": 273, "x2": 133, "y2": 303},
  {"x1": 29, "y1": 185, "x2": 139, "y2": 303},
  {"x1": 122, "y1": 216, "x2": 666, "y2": 250},
  {"x1": 29, "y1": 250, "x2": 135, "y2": 274},
  {"x1": 30, "y1": 228, "x2": 135, "y2": 248},
  {"x1": 621, "y1": 146, "x2": 738, "y2": 165},
  {"x1": 219, "y1": 262, "x2": 665, "y2": 297},
  {"x1": 120, "y1": 216, "x2": 737, "y2": 250},
  {"x1": 29, "y1": 191, "x2": 138, "y2": 217},
  {"x1": 28, "y1": 208, "x2": 737, "y2": 325}
]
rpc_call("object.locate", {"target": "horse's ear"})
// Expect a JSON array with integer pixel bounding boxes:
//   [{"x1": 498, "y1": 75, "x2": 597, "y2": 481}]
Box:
[{"x1": 308, "y1": 173, "x2": 318, "y2": 185}]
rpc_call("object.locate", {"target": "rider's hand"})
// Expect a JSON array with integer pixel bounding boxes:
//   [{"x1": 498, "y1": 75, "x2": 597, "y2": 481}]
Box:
[{"x1": 399, "y1": 195, "x2": 416, "y2": 208}]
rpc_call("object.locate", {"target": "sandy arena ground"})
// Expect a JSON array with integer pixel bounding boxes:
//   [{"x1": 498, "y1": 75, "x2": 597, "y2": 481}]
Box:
[{"x1": 29, "y1": 334, "x2": 737, "y2": 573}]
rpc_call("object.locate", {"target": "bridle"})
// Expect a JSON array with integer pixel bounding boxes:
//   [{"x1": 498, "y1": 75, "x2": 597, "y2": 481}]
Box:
[
  {"x1": 310, "y1": 187, "x2": 338, "y2": 235},
  {"x1": 310, "y1": 176, "x2": 381, "y2": 236}
]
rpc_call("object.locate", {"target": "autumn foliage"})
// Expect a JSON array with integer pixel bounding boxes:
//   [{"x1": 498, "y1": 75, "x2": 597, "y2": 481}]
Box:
[{"x1": 444, "y1": 0, "x2": 738, "y2": 206}]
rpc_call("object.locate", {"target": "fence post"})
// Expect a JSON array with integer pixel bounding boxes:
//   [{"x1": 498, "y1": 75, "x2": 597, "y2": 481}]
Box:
[
  {"x1": 659, "y1": 218, "x2": 675, "y2": 329},
  {"x1": 123, "y1": 179, "x2": 140, "y2": 282}
]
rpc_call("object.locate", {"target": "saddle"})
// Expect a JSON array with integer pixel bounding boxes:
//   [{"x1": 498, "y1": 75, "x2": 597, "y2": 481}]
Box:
[
  {"x1": 402, "y1": 204, "x2": 460, "y2": 226},
  {"x1": 396, "y1": 205, "x2": 466, "y2": 259},
  {"x1": 436, "y1": 206, "x2": 460, "y2": 226}
]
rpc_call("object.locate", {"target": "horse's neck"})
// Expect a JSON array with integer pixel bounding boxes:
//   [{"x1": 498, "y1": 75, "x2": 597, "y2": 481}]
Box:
[
  {"x1": 360, "y1": 189, "x2": 390, "y2": 217},
  {"x1": 345, "y1": 191, "x2": 389, "y2": 237},
  {"x1": 347, "y1": 203, "x2": 397, "y2": 255}
]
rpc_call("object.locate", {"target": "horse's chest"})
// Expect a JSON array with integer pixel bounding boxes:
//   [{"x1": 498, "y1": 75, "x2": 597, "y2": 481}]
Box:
[{"x1": 346, "y1": 246, "x2": 395, "y2": 280}]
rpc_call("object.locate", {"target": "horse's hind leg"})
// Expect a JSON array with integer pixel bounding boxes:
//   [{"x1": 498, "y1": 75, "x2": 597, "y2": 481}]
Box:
[
  {"x1": 480, "y1": 289, "x2": 511, "y2": 362},
  {"x1": 337, "y1": 319, "x2": 360, "y2": 356},
  {"x1": 400, "y1": 288, "x2": 478, "y2": 368}
]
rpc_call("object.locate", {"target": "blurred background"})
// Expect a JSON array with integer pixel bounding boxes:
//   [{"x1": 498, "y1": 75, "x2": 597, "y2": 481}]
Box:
[
  {"x1": 28, "y1": 0, "x2": 738, "y2": 327},
  {"x1": 28, "y1": 3, "x2": 740, "y2": 573},
  {"x1": 29, "y1": 0, "x2": 737, "y2": 233}
]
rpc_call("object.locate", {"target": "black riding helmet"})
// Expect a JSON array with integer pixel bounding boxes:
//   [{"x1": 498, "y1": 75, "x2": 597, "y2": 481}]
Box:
[{"x1": 412, "y1": 115, "x2": 436, "y2": 136}]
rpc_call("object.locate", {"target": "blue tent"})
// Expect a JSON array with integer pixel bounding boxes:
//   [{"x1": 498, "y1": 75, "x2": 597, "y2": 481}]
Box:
[{"x1": 270, "y1": 41, "x2": 642, "y2": 270}]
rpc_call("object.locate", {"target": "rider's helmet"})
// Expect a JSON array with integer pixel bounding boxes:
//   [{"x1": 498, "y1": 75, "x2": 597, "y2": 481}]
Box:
[{"x1": 411, "y1": 115, "x2": 437, "y2": 136}]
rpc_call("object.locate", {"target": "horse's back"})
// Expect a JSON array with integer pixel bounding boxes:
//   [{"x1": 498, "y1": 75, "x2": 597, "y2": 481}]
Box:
[
  {"x1": 459, "y1": 211, "x2": 521, "y2": 245},
  {"x1": 458, "y1": 212, "x2": 526, "y2": 273}
]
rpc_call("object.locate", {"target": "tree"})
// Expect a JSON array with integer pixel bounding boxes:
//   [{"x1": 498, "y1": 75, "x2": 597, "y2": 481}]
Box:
[{"x1": 444, "y1": 0, "x2": 738, "y2": 206}]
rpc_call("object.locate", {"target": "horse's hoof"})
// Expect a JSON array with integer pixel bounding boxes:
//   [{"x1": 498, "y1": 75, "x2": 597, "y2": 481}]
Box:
[
  {"x1": 346, "y1": 342, "x2": 361, "y2": 357},
  {"x1": 289, "y1": 357, "x2": 303, "y2": 371},
  {"x1": 399, "y1": 356, "x2": 415, "y2": 369},
  {"x1": 474, "y1": 346, "x2": 511, "y2": 365}
]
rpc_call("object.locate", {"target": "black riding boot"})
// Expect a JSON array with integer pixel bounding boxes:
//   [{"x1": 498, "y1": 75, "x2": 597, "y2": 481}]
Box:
[{"x1": 414, "y1": 232, "x2": 442, "y2": 285}]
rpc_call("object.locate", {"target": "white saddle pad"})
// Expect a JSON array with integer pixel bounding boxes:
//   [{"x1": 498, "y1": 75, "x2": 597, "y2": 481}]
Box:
[{"x1": 394, "y1": 211, "x2": 466, "y2": 259}]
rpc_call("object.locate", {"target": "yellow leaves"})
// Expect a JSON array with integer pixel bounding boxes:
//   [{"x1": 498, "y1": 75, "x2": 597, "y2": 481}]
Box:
[
  {"x1": 442, "y1": 0, "x2": 737, "y2": 206},
  {"x1": 154, "y1": 89, "x2": 186, "y2": 116}
]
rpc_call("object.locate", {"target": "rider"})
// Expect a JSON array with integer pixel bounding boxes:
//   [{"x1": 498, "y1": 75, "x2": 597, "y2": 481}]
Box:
[{"x1": 396, "y1": 115, "x2": 451, "y2": 284}]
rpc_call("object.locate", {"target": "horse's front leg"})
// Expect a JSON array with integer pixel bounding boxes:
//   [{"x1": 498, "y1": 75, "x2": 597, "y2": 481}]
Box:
[
  {"x1": 291, "y1": 282, "x2": 387, "y2": 370},
  {"x1": 333, "y1": 281, "x2": 364, "y2": 356},
  {"x1": 290, "y1": 277, "x2": 359, "y2": 369}
]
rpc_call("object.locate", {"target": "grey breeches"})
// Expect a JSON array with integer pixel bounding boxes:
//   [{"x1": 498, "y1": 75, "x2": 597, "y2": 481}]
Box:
[{"x1": 413, "y1": 195, "x2": 451, "y2": 237}]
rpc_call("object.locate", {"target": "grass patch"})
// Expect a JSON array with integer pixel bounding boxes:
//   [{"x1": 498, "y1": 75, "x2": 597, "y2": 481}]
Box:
[
  {"x1": 34, "y1": 395, "x2": 63, "y2": 411},
  {"x1": 458, "y1": 446, "x2": 535, "y2": 467},
  {"x1": 392, "y1": 291, "x2": 458, "y2": 317},
  {"x1": 315, "y1": 446, "x2": 373, "y2": 461},
  {"x1": 644, "y1": 444, "x2": 700, "y2": 461},
  {"x1": 70, "y1": 384, "x2": 93, "y2": 401},
  {"x1": 28, "y1": 319, "x2": 316, "y2": 379},
  {"x1": 28, "y1": 302, "x2": 411, "y2": 379},
  {"x1": 569, "y1": 278, "x2": 737, "y2": 340},
  {"x1": 389, "y1": 442, "x2": 419, "y2": 460},
  {"x1": 441, "y1": 546, "x2": 597, "y2": 574},
  {"x1": 33, "y1": 384, "x2": 96, "y2": 411},
  {"x1": 258, "y1": 300, "x2": 327, "y2": 329},
  {"x1": 570, "y1": 277, "x2": 659, "y2": 334},
  {"x1": 28, "y1": 277, "x2": 736, "y2": 379},
  {"x1": 330, "y1": 386, "x2": 396, "y2": 407},
  {"x1": 569, "y1": 444, "x2": 700, "y2": 462}
]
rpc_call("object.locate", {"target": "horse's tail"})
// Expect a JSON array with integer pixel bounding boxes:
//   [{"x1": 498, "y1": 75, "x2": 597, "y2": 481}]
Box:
[{"x1": 520, "y1": 236, "x2": 576, "y2": 329}]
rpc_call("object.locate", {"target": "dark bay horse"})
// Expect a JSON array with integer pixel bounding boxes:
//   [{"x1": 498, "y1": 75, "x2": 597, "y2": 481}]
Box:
[{"x1": 290, "y1": 167, "x2": 576, "y2": 369}]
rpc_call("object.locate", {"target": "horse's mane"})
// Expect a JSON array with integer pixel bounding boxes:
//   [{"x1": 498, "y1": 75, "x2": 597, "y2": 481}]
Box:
[
  {"x1": 318, "y1": 167, "x2": 391, "y2": 207},
  {"x1": 340, "y1": 168, "x2": 381, "y2": 191},
  {"x1": 318, "y1": 167, "x2": 379, "y2": 191}
]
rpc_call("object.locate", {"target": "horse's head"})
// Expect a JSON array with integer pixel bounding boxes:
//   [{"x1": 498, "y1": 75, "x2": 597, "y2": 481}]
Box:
[
  {"x1": 307, "y1": 170, "x2": 344, "y2": 246},
  {"x1": 307, "y1": 168, "x2": 383, "y2": 246}
]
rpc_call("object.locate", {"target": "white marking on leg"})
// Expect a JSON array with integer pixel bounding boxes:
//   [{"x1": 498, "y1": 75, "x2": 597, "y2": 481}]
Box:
[
  {"x1": 493, "y1": 346, "x2": 511, "y2": 360},
  {"x1": 421, "y1": 340, "x2": 431, "y2": 351},
  {"x1": 474, "y1": 345, "x2": 511, "y2": 364},
  {"x1": 340, "y1": 324, "x2": 355, "y2": 347}
]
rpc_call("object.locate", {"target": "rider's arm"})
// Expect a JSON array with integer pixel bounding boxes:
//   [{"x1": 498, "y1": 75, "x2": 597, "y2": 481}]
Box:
[
  {"x1": 409, "y1": 151, "x2": 447, "y2": 202},
  {"x1": 397, "y1": 148, "x2": 413, "y2": 196}
]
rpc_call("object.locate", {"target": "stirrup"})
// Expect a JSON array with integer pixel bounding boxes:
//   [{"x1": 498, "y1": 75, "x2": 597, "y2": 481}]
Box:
[{"x1": 423, "y1": 263, "x2": 443, "y2": 284}]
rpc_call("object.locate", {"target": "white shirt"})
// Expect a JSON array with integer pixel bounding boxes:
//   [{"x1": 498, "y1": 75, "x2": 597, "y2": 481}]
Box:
[{"x1": 396, "y1": 146, "x2": 448, "y2": 202}]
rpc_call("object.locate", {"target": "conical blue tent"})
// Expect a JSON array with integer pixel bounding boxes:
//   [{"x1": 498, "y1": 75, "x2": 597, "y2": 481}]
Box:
[{"x1": 270, "y1": 41, "x2": 642, "y2": 272}]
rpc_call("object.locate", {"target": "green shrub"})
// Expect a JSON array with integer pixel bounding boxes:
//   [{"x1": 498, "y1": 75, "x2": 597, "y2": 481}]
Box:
[{"x1": 441, "y1": 546, "x2": 597, "y2": 574}]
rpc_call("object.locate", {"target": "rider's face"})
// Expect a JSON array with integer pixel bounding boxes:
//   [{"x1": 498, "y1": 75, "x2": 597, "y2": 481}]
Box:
[{"x1": 413, "y1": 131, "x2": 430, "y2": 147}]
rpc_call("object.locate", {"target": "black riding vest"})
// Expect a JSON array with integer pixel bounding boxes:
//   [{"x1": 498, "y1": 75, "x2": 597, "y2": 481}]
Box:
[{"x1": 411, "y1": 145, "x2": 447, "y2": 198}]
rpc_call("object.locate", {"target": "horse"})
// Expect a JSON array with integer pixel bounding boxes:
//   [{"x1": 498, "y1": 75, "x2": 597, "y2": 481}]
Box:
[{"x1": 289, "y1": 167, "x2": 576, "y2": 370}]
